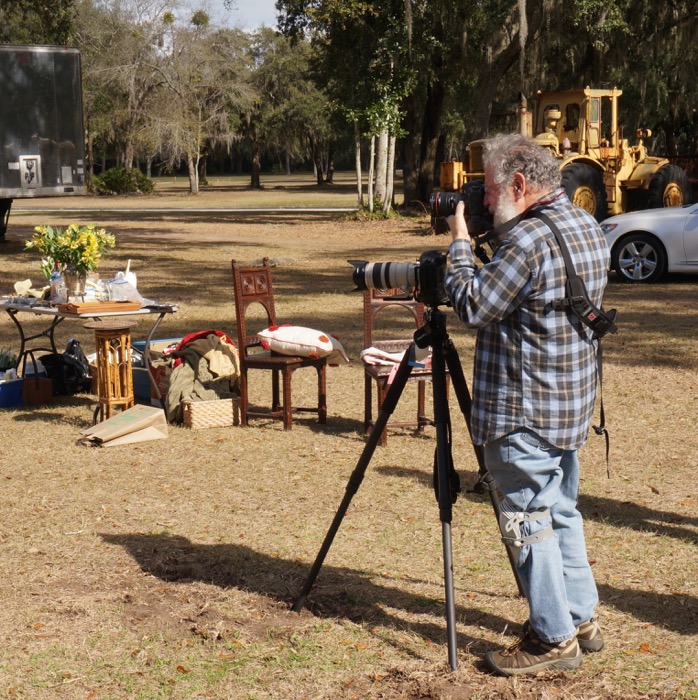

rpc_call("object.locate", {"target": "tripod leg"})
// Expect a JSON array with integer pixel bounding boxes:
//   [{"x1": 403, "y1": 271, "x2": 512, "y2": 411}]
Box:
[
  {"x1": 442, "y1": 338, "x2": 527, "y2": 599},
  {"x1": 429, "y1": 325, "x2": 459, "y2": 670},
  {"x1": 292, "y1": 346, "x2": 417, "y2": 613}
]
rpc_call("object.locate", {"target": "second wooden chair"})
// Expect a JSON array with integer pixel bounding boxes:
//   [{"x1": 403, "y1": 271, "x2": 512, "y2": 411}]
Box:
[{"x1": 362, "y1": 288, "x2": 441, "y2": 446}]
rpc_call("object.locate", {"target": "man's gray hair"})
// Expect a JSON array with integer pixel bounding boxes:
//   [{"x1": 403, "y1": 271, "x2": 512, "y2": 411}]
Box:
[{"x1": 483, "y1": 133, "x2": 561, "y2": 191}]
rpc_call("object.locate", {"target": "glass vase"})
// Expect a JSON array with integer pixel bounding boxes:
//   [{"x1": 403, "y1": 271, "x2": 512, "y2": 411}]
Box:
[{"x1": 64, "y1": 265, "x2": 87, "y2": 299}]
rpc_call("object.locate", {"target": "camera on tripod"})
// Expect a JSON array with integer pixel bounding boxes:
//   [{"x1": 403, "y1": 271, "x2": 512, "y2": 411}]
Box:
[
  {"x1": 429, "y1": 179, "x2": 494, "y2": 237},
  {"x1": 349, "y1": 182, "x2": 496, "y2": 308},
  {"x1": 349, "y1": 250, "x2": 448, "y2": 307}
]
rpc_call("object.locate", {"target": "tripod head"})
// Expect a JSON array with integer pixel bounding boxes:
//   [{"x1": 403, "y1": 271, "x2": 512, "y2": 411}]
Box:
[{"x1": 413, "y1": 304, "x2": 449, "y2": 351}]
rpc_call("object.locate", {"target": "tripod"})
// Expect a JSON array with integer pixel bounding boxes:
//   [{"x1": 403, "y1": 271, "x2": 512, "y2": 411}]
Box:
[{"x1": 292, "y1": 305, "x2": 525, "y2": 671}]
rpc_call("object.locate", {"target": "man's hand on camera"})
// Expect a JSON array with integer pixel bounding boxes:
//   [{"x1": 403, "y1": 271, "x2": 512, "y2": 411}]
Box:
[{"x1": 446, "y1": 200, "x2": 471, "y2": 243}]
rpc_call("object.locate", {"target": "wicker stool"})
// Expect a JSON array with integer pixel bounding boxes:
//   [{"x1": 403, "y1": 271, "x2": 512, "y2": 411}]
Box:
[{"x1": 84, "y1": 320, "x2": 136, "y2": 423}]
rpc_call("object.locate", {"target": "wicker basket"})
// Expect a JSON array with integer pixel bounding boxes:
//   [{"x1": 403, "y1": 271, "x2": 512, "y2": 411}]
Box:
[{"x1": 181, "y1": 398, "x2": 240, "y2": 429}]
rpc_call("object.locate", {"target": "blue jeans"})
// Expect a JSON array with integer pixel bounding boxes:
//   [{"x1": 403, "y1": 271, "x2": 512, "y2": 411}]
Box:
[{"x1": 483, "y1": 429, "x2": 599, "y2": 643}]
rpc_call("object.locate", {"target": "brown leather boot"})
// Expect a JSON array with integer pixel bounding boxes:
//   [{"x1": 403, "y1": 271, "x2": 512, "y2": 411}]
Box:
[{"x1": 485, "y1": 628, "x2": 582, "y2": 676}]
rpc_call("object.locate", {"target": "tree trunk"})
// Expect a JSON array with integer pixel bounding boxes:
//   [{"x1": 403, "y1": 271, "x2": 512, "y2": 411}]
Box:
[
  {"x1": 354, "y1": 119, "x2": 363, "y2": 207},
  {"x1": 187, "y1": 152, "x2": 199, "y2": 194},
  {"x1": 375, "y1": 129, "x2": 389, "y2": 204},
  {"x1": 310, "y1": 137, "x2": 324, "y2": 185},
  {"x1": 402, "y1": 100, "x2": 420, "y2": 208},
  {"x1": 198, "y1": 155, "x2": 208, "y2": 183},
  {"x1": 472, "y1": 2, "x2": 545, "y2": 138},
  {"x1": 326, "y1": 142, "x2": 335, "y2": 184},
  {"x1": 285, "y1": 150, "x2": 291, "y2": 175},
  {"x1": 368, "y1": 135, "x2": 375, "y2": 212},
  {"x1": 383, "y1": 134, "x2": 396, "y2": 215},
  {"x1": 416, "y1": 80, "x2": 446, "y2": 203},
  {"x1": 85, "y1": 117, "x2": 94, "y2": 192},
  {"x1": 659, "y1": 119, "x2": 678, "y2": 156},
  {"x1": 472, "y1": 48, "x2": 520, "y2": 138},
  {"x1": 124, "y1": 140, "x2": 135, "y2": 172},
  {"x1": 250, "y1": 136, "x2": 261, "y2": 188}
]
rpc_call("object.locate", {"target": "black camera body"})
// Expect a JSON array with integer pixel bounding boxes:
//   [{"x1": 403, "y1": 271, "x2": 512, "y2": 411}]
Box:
[
  {"x1": 414, "y1": 250, "x2": 449, "y2": 306},
  {"x1": 429, "y1": 180, "x2": 494, "y2": 237},
  {"x1": 349, "y1": 249, "x2": 449, "y2": 307}
]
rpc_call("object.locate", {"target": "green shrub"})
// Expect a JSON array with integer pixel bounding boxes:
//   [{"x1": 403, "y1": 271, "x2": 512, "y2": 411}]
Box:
[
  {"x1": 93, "y1": 167, "x2": 155, "y2": 195},
  {"x1": 349, "y1": 202, "x2": 401, "y2": 221},
  {"x1": 0, "y1": 348, "x2": 18, "y2": 370}
]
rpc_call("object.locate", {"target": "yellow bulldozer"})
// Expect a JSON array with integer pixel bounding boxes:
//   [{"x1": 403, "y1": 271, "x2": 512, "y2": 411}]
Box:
[{"x1": 441, "y1": 87, "x2": 693, "y2": 220}]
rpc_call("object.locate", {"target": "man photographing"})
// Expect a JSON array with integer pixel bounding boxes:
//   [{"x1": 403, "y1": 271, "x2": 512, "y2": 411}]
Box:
[{"x1": 445, "y1": 133, "x2": 610, "y2": 676}]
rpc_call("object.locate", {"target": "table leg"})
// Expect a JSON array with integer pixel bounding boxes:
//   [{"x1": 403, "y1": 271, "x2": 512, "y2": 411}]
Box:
[
  {"x1": 143, "y1": 312, "x2": 167, "y2": 402},
  {"x1": 5, "y1": 309, "x2": 63, "y2": 368}
]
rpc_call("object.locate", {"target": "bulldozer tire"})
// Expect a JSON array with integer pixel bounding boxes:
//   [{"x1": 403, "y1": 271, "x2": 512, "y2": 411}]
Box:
[
  {"x1": 647, "y1": 164, "x2": 693, "y2": 209},
  {"x1": 561, "y1": 163, "x2": 607, "y2": 221}
]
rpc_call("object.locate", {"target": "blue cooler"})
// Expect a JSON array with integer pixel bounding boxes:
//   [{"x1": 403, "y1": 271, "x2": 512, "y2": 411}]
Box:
[
  {"x1": 0, "y1": 378, "x2": 24, "y2": 408},
  {"x1": 132, "y1": 338, "x2": 182, "y2": 403}
]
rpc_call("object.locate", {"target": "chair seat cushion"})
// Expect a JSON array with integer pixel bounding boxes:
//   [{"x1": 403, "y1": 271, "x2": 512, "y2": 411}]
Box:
[
  {"x1": 257, "y1": 325, "x2": 348, "y2": 363},
  {"x1": 361, "y1": 344, "x2": 431, "y2": 369}
]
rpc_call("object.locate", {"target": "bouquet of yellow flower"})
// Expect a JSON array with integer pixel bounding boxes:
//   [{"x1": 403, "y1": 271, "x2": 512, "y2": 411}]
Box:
[{"x1": 26, "y1": 224, "x2": 116, "y2": 278}]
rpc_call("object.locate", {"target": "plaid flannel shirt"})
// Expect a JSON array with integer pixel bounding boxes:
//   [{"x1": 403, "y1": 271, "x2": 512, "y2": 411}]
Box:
[{"x1": 444, "y1": 189, "x2": 610, "y2": 449}]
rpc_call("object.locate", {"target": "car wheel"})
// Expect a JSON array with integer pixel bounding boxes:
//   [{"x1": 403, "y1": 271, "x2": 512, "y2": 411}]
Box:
[
  {"x1": 647, "y1": 164, "x2": 693, "y2": 208},
  {"x1": 561, "y1": 163, "x2": 608, "y2": 221},
  {"x1": 611, "y1": 233, "x2": 667, "y2": 283}
]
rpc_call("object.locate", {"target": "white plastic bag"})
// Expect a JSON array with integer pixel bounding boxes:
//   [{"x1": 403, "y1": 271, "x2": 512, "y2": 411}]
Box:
[
  {"x1": 123, "y1": 260, "x2": 137, "y2": 288},
  {"x1": 108, "y1": 272, "x2": 144, "y2": 303}
]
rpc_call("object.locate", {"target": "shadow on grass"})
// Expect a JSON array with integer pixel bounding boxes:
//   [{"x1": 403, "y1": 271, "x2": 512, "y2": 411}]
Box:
[
  {"x1": 580, "y1": 493, "x2": 698, "y2": 545},
  {"x1": 101, "y1": 530, "x2": 697, "y2": 645},
  {"x1": 10, "y1": 394, "x2": 95, "y2": 426},
  {"x1": 237, "y1": 411, "x2": 366, "y2": 439},
  {"x1": 101, "y1": 531, "x2": 515, "y2": 657},
  {"x1": 597, "y1": 583, "x2": 697, "y2": 637}
]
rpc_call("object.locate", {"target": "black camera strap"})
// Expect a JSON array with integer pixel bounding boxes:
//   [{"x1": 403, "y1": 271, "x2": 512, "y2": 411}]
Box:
[
  {"x1": 533, "y1": 211, "x2": 616, "y2": 471},
  {"x1": 534, "y1": 212, "x2": 617, "y2": 340},
  {"x1": 472, "y1": 217, "x2": 518, "y2": 264}
]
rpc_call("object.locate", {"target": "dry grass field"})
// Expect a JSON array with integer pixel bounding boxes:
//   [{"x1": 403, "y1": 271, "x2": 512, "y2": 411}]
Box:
[{"x1": 0, "y1": 175, "x2": 696, "y2": 699}]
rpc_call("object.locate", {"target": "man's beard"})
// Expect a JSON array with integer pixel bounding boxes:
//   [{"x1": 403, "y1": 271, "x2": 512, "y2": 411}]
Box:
[{"x1": 493, "y1": 189, "x2": 520, "y2": 228}]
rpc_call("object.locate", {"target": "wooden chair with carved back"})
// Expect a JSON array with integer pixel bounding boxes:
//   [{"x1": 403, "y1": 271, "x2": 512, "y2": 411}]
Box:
[{"x1": 231, "y1": 258, "x2": 327, "y2": 430}]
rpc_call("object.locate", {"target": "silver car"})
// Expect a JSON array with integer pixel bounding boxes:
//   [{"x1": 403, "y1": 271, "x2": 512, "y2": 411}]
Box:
[{"x1": 600, "y1": 203, "x2": 698, "y2": 283}]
